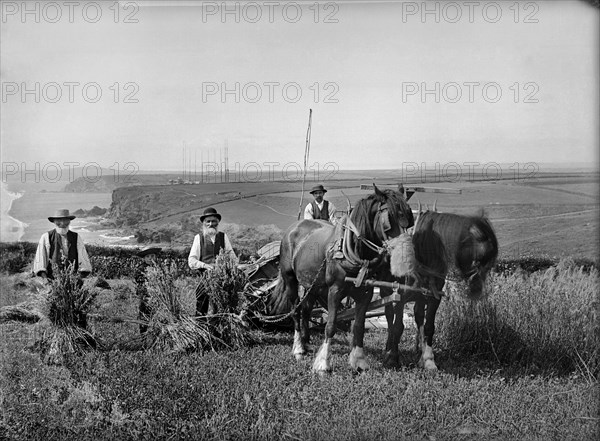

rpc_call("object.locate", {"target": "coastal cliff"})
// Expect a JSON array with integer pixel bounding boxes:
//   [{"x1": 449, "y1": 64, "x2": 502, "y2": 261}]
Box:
[
  {"x1": 63, "y1": 176, "x2": 122, "y2": 193},
  {"x1": 107, "y1": 184, "x2": 243, "y2": 226},
  {"x1": 108, "y1": 186, "x2": 163, "y2": 225}
]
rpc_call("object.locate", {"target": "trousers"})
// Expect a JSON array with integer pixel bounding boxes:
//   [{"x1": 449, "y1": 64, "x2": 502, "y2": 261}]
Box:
[{"x1": 195, "y1": 269, "x2": 210, "y2": 316}]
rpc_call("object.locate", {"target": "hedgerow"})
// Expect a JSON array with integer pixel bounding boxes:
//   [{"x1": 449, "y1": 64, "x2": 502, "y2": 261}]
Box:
[
  {"x1": 493, "y1": 254, "x2": 598, "y2": 274},
  {"x1": 4, "y1": 241, "x2": 597, "y2": 279},
  {"x1": 0, "y1": 242, "x2": 37, "y2": 274}
]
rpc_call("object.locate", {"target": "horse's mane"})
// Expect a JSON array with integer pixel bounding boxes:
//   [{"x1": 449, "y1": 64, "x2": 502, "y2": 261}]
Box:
[{"x1": 351, "y1": 189, "x2": 412, "y2": 247}]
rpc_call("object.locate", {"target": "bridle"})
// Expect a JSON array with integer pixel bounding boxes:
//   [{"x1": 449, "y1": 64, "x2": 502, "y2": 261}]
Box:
[
  {"x1": 339, "y1": 201, "x2": 408, "y2": 269},
  {"x1": 374, "y1": 202, "x2": 407, "y2": 241},
  {"x1": 464, "y1": 262, "x2": 481, "y2": 284}
]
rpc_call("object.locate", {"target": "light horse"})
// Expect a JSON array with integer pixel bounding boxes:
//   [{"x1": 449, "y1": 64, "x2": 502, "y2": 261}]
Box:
[
  {"x1": 382, "y1": 207, "x2": 499, "y2": 370},
  {"x1": 270, "y1": 185, "x2": 414, "y2": 373}
]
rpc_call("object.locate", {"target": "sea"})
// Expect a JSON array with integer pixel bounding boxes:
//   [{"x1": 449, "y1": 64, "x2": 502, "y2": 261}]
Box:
[
  {"x1": 0, "y1": 182, "x2": 26, "y2": 242},
  {"x1": 1, "y1": 181, "x2": 133, "y2": 245}
]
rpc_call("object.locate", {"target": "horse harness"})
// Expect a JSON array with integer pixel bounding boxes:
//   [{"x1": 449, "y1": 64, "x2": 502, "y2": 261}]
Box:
[
  {"x1": 336, "y1": 202, "x2": 404, "y2": 287},
  {"x1": 262, "y1": 204, "x2": 434, "y2": 323},
  {"x1": 267, "y1": 203, "x2": 397, "y2": 322}
]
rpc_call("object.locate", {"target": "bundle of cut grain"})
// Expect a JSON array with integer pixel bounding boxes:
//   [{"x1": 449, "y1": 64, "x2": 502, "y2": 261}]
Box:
[{"x1": 33, "y1": 260, "x2": 99, "y2": 364}]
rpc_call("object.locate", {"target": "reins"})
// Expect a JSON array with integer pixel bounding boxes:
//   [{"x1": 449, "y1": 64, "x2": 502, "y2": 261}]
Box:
[
  {"x1": 256, "y1": 253, "x2": 328, "y2": 324},
  {"x1": 341, "y1": 216, "x2": 386, "y2": 256},
  {"x1": 262, "y1": 195, "x2": 412, "y2": 322}
]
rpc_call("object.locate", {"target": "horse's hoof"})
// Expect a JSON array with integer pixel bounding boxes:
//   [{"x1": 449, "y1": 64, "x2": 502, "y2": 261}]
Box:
[
  {"x1": 351, "y1": 360, "x2": 370, "y2": 372},
  {"x1": 418, "y1": 358, "x2": 438, "y2": 371},
  {"x1": 315, "y1": 368, "x2": 332, "y2": 377},
  {"x1": 313, "y1": 366, "x2": 332, "y2": 375},
  {"x1": 354, "y1": 365, "x2": 369, "y2": 374},
  {"x1": 312, "y1": 359, "x2": 332, "y2": 374},
  {"x1": 424, "y1": 360, "x2": 438, "y2": 371}
]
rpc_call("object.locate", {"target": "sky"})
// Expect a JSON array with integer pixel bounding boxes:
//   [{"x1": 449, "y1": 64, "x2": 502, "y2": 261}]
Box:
[{"x1": 1, "y1": 0, "x2": 598, "y2": 176}]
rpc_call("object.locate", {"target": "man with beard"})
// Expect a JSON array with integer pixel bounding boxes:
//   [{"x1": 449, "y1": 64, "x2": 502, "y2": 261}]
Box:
[
  {"x1": 32, "y1": 208, "x2": 93, "y2": 329},
  {"x1": 33, "y1": 208, "x2": 92, "y2": 281},
  {"x1": 188, "y1": 207, "x2": 237, "y2": 315}
]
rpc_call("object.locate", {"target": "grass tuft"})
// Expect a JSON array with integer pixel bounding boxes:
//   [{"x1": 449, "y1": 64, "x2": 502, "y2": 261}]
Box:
[{"x1": 437, "y1": 257, "x2": 600, "y2": 376}]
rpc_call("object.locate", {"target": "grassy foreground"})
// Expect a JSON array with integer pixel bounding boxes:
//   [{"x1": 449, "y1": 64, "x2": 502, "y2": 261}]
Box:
[
  {"x1": 1, "y1": 330, "x2": 597, "y2": 441},
  {"x1": 1, "y1": 257, "x2": 599, "y2": 440}
]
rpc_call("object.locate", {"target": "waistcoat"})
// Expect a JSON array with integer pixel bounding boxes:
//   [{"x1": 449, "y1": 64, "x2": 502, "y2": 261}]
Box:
[
  {"x1": 199, "y1": 232, "x2": 225, "y2": 264},
  {"x1": 47, "y1": 229, "x2": 79, "y2": 278},
  {"x1": 311, "y1": 200, "x2": 330, "y2": 221}
]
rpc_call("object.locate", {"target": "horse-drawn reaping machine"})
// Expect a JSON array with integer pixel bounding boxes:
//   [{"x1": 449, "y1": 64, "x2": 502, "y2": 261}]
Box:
[
  {"x1": 245, "y1": 184, "x2": 461, "y2": 325},
  {"x1": 243, "y1": 241, "x2": 430, "y2": 327},
  {"x1": 245, "y1": 183, "x2": 498, "y2": 374}
]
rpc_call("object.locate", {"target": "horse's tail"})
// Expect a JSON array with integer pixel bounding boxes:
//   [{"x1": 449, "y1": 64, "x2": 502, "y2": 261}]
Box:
[{"x1": 268, "y1": 275, "x2": 293, "y2": 315}]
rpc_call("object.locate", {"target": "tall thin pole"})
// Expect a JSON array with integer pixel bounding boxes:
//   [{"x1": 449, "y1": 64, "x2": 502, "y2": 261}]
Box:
[
  {"x1": 225, "y1": 139, "x2": 229, "y2": 182},
  {"x1": 297, "y1": 109, "x2": 313, "y2": 220}
]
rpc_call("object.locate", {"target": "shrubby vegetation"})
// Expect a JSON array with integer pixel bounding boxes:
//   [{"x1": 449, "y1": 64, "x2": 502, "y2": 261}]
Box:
[
  {"x1": 0, "y1": 242, "x2": 37, "y2": 274},
  {"x1": 132, "y1": 215, "x2": 284, "y2": 260},
  {"x1": 133, "y1": 223, "x2": 181, "y2": 245},
  {"x1": 3, "y1": 241, "x2": 597, "y2": 279},
  {"x1": 493, "y1": 254, "x2": 598, "y2": 274}
]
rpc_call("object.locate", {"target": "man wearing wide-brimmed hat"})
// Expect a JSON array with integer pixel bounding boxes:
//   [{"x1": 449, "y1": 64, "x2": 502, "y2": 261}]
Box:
[
  {"x1": 188, "y1": 207, "x2": 237, "y2": 315},
  {"x1": 304, "y1": 184, "x2": 337, "y2": 225},
  {"x1": 33, "y1": 208, "x2": 92, "y2": 281},
  {"x1": 135, "y1": 246, "x2": 162, "y2": 334}
]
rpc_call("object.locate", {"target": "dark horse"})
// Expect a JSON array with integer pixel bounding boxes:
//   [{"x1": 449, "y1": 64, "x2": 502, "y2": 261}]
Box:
[
  {"x1": 383, "y1": 209, "x2": 499, "y2": 370},
  {"x1": 270, "y1": 185, "x2": 414, "y2": 373}
]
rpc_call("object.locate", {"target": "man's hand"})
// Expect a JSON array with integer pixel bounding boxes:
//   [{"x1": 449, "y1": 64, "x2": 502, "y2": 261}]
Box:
[{"x1": 204, "y1": 264, "x2": 214, "y2": 271}]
